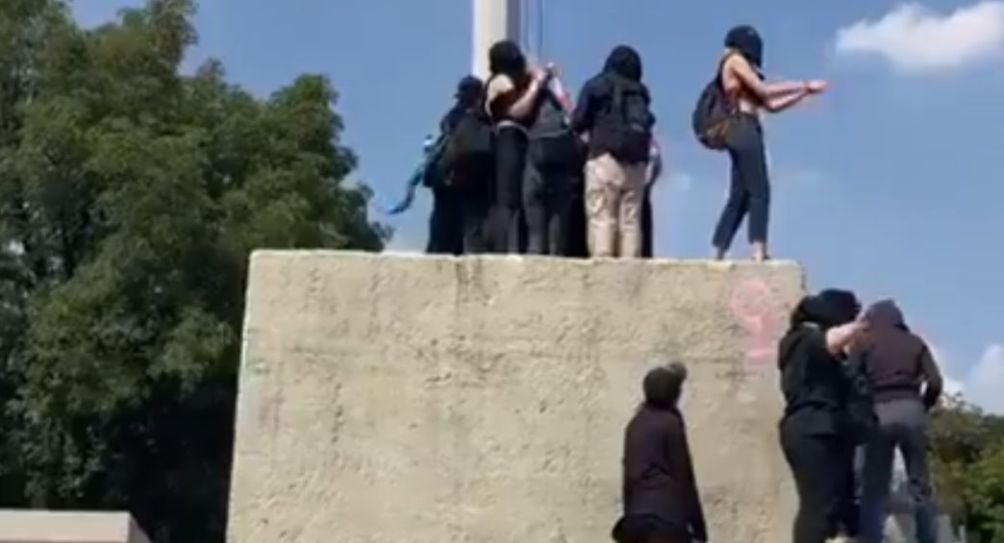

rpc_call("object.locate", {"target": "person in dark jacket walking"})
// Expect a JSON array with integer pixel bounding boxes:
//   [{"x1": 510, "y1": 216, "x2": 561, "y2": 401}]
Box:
[
  {"x1": 613, "y1": 363, "x2": 707, "y2": 543},
  {"x1": 854, "y1": 300, "x2": 943, "y2": 543},
  {"x1": 778, "y1": 289, "x2": 865, "y2": 543}
]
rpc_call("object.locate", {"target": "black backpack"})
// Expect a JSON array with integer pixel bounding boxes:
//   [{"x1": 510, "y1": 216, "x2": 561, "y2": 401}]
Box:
[
  {"x1": 528, "y1": 90, "x2": 582, "y2": 172},
  {"x1": 841, "y1": 353, "x2": 878, "y2": 445},
  {"x1": 439, "y1": 111, "x2": 494, "y2": 186},
  {"x1": 693, "y1": 56, "x2": 738, "y2": 150},
  {"x1": 606, "y1": 78, "x2": 654, "y2": 165}
]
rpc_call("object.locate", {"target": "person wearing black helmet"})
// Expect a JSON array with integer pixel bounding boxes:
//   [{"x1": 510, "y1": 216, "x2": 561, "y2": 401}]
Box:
[
  {"x1": 613, "y1": 363, "x2": 707, "y2": 543},
  {"x1": 711, "y1": 25, "x2": 828, "y2": 262}
]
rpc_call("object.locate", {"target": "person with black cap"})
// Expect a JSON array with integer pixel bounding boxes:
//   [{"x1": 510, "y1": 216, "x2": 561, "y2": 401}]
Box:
[
  {"x1": 778, "y1": 289, "x2": 866, "y2": 543},
  {"x1": 612, "y1": 363, "x2": 707, "y2": 543},
  {"x1": 711, "y1": 25, "x2": 828, "y2": 262}
]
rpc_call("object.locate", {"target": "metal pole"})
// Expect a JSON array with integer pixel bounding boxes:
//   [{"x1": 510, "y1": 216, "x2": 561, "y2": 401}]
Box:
[{"x1": 472, "y1": 0, "x2": 522, "y2": 79}]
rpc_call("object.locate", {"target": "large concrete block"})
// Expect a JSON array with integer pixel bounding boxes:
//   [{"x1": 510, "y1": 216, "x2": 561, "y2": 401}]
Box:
[
  {"x1": 228, "y1": 252, "x2": 806, "y2": 543},
  {"x1": 0, "y1": 510, "x2": 150, "y2": 543}
]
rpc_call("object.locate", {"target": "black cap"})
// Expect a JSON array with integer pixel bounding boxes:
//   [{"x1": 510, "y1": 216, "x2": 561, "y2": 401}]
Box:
[{"x1": 455, "y1": 75, "x2": 484, "y2": 100}]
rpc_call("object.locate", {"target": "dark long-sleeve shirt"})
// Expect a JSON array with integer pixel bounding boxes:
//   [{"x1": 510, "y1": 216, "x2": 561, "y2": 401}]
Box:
[{"x1": 621, "y1": 405, "x2": 707, "y2": 541}]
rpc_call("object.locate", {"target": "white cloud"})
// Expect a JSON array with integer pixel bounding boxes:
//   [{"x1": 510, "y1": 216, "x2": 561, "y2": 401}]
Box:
[
  {"x1": 963, "y1": 344, "x2": 1004, "y2": 413},
  {"x1": 835, "y1": 2, "x2": 1004, "y2": 73}
]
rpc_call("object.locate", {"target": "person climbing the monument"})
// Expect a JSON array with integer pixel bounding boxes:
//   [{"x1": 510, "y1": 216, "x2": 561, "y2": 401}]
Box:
[
  {"x1": 572, "y1": 45, "x2": 656, "y2": 259},
  {"x1": 693, "y1": 25, "x2": 827, "y2": 262},
  {"x1": 778, "y1": 289, "x2": 866, "y2": 543},
  {"x1": 438, "y1": 75, "x2": 495, "y2": 254},
  {"x1": 522, "y1": 66, "x2": 583, "y2": 255},
  {"x1": 485, "y1": 40, "x2": 553, "y2": 253},
  {"x1": 612, "y1": 363, "x2": 707, "y2": 543},
  {"x1": 852, "y1": 300, "x2": 943, "y2": 543}
]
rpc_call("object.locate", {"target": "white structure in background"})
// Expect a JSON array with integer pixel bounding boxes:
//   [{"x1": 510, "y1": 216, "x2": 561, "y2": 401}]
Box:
[
  {"x1": 472, "y1": 0, "x2": 522, "y2": 78},
  {"x1": 885, "y1": 453, "x2": 964, "y2": 543}
]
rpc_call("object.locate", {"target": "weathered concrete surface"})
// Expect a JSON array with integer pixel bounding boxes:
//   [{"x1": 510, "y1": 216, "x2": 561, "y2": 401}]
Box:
[
  {"x1": 228, "y1": 251, "x2": 806, "y2": 543},
  {"x1": 0, "y1": 510, "x2": 150, "y2": 543}
]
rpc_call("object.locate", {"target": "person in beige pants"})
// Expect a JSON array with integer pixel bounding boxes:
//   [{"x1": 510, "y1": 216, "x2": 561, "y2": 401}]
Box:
[
  {"x1": 572, "y1": 45, "x2": 656, "y2": 259},
  {"x1": 585, "y1": 154, "x2": 648, "y2": 257}
]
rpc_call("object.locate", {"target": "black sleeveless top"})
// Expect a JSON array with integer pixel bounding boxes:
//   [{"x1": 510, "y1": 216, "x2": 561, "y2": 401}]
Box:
[{"x1": 487, "y1": 74, "x2": 531, "y2": 129}]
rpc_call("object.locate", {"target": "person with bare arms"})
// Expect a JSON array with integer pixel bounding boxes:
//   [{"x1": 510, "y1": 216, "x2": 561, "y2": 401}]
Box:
[{"x1": 705, "y1": 26, "x2": 827, "y2": 262}]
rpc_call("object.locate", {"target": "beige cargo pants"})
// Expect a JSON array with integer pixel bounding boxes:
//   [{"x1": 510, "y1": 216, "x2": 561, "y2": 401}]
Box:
[{"x1": 585, "y1": 153, "x2": 647, "y2": 258}]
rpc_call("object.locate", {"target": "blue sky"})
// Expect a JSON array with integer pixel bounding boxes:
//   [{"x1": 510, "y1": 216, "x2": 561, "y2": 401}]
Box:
[{"x1": 73, "y1": 0, "x2": 1004, "y2": 412}]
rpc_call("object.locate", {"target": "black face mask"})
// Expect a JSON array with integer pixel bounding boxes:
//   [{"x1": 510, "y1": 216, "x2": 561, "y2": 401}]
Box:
[{"x1": 725, "y1": 25, "x2": 764, "y2": 69}]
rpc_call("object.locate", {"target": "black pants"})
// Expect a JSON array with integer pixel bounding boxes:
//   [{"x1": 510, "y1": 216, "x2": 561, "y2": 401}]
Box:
[
  {"x1": 712, "y1": 114, "x2": 770, "y2": 251},
  {"x1": 493, "y1": 126, "x2": 528, "y2": 254},
  {"x1": 641, "y1": 185, "x2": 653, "y2": 258},
  {"x1": 835, "y1": 439, "x2": 860, "y2": 538},
  {"x1": 427, "y1": 187, "x2": 463, "y2": 255},
  {"x1": 461, "y1": 191, "x2": 493, "y2": 254},
  {"x1": 523, "y1": 163, "x2": 573, "y2": 256},
  {"x1": 781, "y1": 419, "x2": 844, "y2": 543}
]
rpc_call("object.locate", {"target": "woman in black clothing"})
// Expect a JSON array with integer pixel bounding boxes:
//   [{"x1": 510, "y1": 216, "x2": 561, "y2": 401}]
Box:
[
  {"x1": 712, "y1": 25, "x2": 827, "y2": 261},
  {"x1": 778, "y1": 290, "x2": 864, "y2": 543},
  {"x1": 613, "y1": 363, "x2": 707, "y2": 543},
  {"x1": 485, "y1": 40, "x2": 552, "y2": 253}
]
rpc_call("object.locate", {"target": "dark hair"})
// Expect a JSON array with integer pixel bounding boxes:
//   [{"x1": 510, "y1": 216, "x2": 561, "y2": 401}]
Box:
[
  {"x1": 643, "y1": 362, "x2": 688, "y2": 410},
  {"x1": 725, "y1": 25, "x2": 764, "y2": 69},
  {"x1": 790, "y1": 289, "x2": 860, "y2": 331},
  {"x1": 603, "y1": 45, "x2": 643, "y2": 81},
  {"x1": 488, "y1": 40, "x2": 527, "y2": 80},
  {"x1": 454, "y1": 75, "x2": 484, "y2": 108}
]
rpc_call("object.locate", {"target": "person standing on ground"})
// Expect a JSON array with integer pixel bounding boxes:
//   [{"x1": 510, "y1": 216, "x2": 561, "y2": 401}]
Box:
[
  {"x1": 572, "y1": 45, "x2": 656, "y2": 259},
  {"x1": 778, "y1": 289, "x2": 865, "y2": 543},
  {"x1": 613, "y1": 363, "x2": 707, "y2": 543},
  {"x1": 710, "y1": 25, "x2": 827, "y2": 262},
  {"x1": 853, "y1": 300, "x2": 943, "y2": 543},
  {"x1": 485, "y1": 40, "x2": 552, "y2": 253}
]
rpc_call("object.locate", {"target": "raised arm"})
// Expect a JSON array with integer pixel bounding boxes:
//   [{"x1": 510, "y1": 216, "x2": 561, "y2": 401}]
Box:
[
  {"x1": 725, "y1": 55, "x2": 825, "y2": 113},
  {"x1": 825, "y1": 321, "x2": 865, "y2": 357}
]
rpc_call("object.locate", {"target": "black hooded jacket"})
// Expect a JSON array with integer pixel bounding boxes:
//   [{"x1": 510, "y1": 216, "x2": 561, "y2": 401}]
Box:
[
  {"x1": 853, "y1": 300, "x2": 943, "y2": 408},
  {"x1": 621, "y1": 404, "x2": 707, "y2": 541},
  {"x1": 572, "y1": 45, "x2": 654, "y2": 158},
  {"x1": 778, "y1": 293, "x2": 857, "y2": 435}
]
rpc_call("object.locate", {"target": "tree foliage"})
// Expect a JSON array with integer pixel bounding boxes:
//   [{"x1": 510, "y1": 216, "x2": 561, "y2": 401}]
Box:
[
  {"x1": 1, "y1": 1, "x2": 385, "y2": 541},
  {"x1": 930, "y1": 397, "x2": 1004, "y2": 543}
]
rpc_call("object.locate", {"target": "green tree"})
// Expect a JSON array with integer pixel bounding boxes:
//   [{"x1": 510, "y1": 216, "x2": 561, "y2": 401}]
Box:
[
  {"x1": 0, "y1": 1, "x2": 386, "y2": 541},
  {"x1": 930, "y1": 398, "x2": 1004, "y2": 542}
]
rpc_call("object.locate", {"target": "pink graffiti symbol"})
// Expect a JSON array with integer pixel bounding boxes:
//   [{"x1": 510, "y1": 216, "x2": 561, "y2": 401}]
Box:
[{"x1": 729, "y1": 278, "x2": 781, "y2": 369}]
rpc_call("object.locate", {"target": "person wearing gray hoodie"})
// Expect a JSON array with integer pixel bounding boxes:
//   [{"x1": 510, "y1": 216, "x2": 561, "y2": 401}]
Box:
[{"x1": 853, "y1": 300, "x2": 943, "y2": 543}]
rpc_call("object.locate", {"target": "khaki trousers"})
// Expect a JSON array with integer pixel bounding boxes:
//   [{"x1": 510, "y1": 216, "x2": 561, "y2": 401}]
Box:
[{"x1": 585, "y1": 153, "x2": 647, "y2": 258}]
